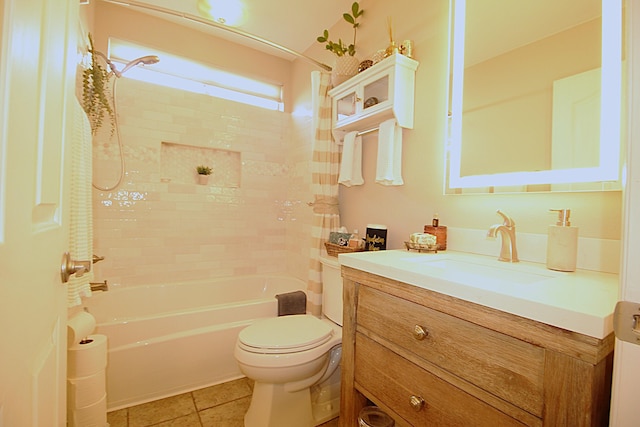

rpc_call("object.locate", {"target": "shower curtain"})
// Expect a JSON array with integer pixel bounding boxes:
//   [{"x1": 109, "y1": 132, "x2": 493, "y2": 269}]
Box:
[
  {"x1": 307, "y1": 71, "x2": 341, "y2": 317},
  {"x1": 67, "y1": 99, "x2": 94, "y2": 307}
]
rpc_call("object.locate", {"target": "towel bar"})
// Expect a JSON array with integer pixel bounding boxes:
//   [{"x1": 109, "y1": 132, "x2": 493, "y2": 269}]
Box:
[{"x1": 357, "y1": 127, "x2": 379, "y2": 137}]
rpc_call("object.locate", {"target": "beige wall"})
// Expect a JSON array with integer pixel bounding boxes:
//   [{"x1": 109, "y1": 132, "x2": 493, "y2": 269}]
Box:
[{"x1": 291, "y1": 0, "x2": 622, "y2": 262}]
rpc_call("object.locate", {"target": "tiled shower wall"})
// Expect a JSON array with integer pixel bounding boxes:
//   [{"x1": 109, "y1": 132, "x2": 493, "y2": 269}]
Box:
[{"x1": 91, "y1": 78, "x2": 310, "y2": 286}]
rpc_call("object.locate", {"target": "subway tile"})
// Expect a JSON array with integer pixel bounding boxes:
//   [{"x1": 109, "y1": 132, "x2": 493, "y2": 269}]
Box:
[
  {"x1": 141, "y1": 110, "x2": 174, "y2": 122},
  {"x1": 93, "y1": 79, "x2": 296, "y2": 287},
  {"x1": 233, "y1": 266, "x2": 259, "y2": 276}
]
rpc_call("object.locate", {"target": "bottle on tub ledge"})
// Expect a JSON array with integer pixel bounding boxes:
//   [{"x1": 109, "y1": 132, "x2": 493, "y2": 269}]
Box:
[
  {"x1": 424, "y1": 213, "x2": 447, "y2": 250},
  {"x1": 546, "y1": 209, "x2": 578, "y2": 272}
]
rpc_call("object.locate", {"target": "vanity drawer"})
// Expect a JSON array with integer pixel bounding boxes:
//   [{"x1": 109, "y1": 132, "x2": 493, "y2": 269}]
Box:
[
  {"x1": 357, "y1": 286, "x2": 545, "y2": 416},
  {"x1": 355, "y1": 333, "x2": 531, "y2": 427}
]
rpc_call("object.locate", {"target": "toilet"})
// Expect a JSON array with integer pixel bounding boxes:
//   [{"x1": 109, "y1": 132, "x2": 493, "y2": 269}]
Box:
[{"x1": 234, "y1": 255, "x2": 343, "y2": 427}]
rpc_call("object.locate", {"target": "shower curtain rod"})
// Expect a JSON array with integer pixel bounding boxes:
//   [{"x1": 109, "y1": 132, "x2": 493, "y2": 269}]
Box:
[{"x1": 99, "y1": 0, "x2": 333, "y2": 72}]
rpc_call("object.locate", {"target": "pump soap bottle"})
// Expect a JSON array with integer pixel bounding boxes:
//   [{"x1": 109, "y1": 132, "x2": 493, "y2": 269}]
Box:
[{"x1": 546, "y1": 209, "x2": 578, "y2": 272}]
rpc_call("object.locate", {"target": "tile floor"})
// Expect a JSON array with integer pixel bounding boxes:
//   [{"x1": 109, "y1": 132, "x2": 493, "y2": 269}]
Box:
[{"x1": 106, "y1": 377, "x2": 340, "y2": 427}]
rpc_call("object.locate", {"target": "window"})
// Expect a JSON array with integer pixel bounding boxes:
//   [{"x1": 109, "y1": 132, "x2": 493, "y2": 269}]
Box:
[{"x1": 108, "y1": 39, "x2": 284, "y2": 111}]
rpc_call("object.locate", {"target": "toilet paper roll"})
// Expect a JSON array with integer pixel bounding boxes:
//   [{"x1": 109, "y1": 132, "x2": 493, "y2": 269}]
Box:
[
  {"x1": 68, "y1": 334, "x2": 107, "y2": 378},
  {"x1": 67, "y1": 370, "x2": 106, "y2": 409},
  {"x1": 68, "y1": 393, "x2": 107, "y2": 427},
  {"x1": 67, "y1": 311, "x2": 96, "y2": 346}
]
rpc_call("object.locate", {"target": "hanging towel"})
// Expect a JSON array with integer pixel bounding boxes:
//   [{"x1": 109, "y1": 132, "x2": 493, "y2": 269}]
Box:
[
  {"x1": 375, "y1": 118, "x2": 404, "y2": 186},
  {"x1": 338, "y1": 131, "x2": 364, "y2": 187},
  {"x1": 275, "y1": 291, "x2": 308, "y2": 316},
  {"x1": 67, "y1": 99, "x2": 94, "y2": 307}
]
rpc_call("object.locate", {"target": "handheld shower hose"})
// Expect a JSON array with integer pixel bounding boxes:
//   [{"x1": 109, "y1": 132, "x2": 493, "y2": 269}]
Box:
[{"x1": 91, "y1": 54, "x2": 159, "y2": 191}]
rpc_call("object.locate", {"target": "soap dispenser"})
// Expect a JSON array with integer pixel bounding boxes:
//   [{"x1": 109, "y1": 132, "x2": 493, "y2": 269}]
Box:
[{"x1": 546, "y1": 209, "x2": 578, "y2": 272}]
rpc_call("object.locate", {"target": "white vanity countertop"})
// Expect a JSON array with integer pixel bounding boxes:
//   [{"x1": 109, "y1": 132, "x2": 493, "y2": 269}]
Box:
[{"x1": 338, "y1": 249, "x2": 619, "y2": 339}]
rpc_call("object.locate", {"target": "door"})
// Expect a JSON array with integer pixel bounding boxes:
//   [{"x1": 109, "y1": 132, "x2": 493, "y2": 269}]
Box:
[
  {"x1": 0, "y1": 0, "x2": 78, "y2": 425},
  {"x1": 610, "y1": 1, "x2": 640, "y2": 425},
  {"x1": 551, "y1": 68, "x2": 601, "y2": 172}
]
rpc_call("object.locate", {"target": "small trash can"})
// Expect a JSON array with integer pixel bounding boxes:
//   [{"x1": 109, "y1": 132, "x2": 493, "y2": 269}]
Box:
[{"x1": 358, "y1": 406, "x2": 394, "y2": 427}]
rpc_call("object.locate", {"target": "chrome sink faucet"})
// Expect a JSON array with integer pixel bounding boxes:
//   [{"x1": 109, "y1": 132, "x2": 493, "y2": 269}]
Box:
[{"x1": 487, "y1": 209, "x2": 519, "y2": 263}]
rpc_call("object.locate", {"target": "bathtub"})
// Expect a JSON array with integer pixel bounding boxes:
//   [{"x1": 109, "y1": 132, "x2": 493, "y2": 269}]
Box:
[{"x1": 83, "y1": 275, "x2": 306, "y2": 411}]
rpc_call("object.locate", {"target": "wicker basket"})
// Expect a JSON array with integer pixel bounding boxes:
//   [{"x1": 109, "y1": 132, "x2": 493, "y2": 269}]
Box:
[
  {"x1": 404, "y1": 241, "x2": 438, "y2": 253},
  {"x1": 324, "y1": 242, "x2": 364, "y2": 257}
]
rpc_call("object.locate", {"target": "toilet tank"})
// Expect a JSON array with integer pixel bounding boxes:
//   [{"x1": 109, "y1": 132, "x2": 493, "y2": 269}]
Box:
[{"x1": 320, "y1": 255, "x2": 343, "y2": 326}]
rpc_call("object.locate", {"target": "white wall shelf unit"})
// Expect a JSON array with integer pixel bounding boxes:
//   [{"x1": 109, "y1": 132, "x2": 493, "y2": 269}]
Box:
[{"x1": 328, "y1": 53, "x2": 419, "y2": 142}]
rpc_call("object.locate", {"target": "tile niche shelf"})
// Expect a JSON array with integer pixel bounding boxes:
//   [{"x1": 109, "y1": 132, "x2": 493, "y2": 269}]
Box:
[
  {"x1": 328, "y1": 52, "x2": 419, "y2": 143},
  {"x1": 160, "y1": 142, "x2": 241, "y2": 188}
]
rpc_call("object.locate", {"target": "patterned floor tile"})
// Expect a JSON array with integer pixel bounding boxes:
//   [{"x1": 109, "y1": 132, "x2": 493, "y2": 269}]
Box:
[
  {"x1": 154, "y1": 412, "x2": 202, "y2": 427},
  {"x1": 192, "y1": 378, "x2": 252, "y2": 411},
  {"x1": 198, "y1": 396, "x2": 251, "y2": 427},
  {"x1": 128, "y1": 393, "x2": 196, "y2": 427},
  {"x1": 106, "y1": 378, "x2": 339, "y2": 427},
  {"x1": 106, "y1": 408, "x2": 128, "y2": 427}
]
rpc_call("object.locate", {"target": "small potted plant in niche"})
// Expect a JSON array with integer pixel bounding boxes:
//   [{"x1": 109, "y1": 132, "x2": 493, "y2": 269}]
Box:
[
  {"x1": 196, "y1": 165, "x2": 213, "y2": 185},
  {"x1": 82, "y1": 33, "x2": 115, "y2": 136},
  {"x1": 316, "y1": 2, "x2": 364, "y2": 86}
]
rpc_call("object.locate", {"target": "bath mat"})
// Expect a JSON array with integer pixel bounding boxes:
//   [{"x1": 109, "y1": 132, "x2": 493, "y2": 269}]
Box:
[{"x1": 275, "y1": 291, "x2": 307, "y2": 316}]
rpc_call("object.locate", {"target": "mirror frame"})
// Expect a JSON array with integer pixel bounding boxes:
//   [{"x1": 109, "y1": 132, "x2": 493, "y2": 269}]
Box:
[{"x1": 448, "y1": 0, "x2": 622, "y2": 189}]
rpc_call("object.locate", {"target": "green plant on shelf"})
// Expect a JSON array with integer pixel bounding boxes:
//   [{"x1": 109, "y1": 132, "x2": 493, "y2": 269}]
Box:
[
  {"x1": 196, "y1": 165, "x2": 213, "y2": 175},
  {"x1": 316, "y1": 2, "x2": 364, "y2": 57}
]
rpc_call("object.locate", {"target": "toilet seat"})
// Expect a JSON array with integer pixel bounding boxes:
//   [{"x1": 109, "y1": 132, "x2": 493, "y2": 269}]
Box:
[{"x1": 238, "y1": 315, "x2": 334, "y2": 354}]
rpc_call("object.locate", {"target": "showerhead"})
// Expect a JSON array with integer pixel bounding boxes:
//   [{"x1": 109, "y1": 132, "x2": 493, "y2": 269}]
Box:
[{"x1": 120, "y1": 55, "x2": 160, "y2": 75}]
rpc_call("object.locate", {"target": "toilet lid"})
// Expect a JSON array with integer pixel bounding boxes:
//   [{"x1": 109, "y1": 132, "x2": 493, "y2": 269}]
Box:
[{"x1": 239, "y1": 315, "x2": 333, "y2": 354}]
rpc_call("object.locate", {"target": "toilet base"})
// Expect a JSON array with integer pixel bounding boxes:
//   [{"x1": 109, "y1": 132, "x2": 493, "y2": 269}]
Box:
[
  {"x1": 243, "y1": 365, "x2": 341, "y2": 427},
  {"x1": 311, "y1": 364, "x2": 341, "y2": 425},
  {"x1": 244, "y1": 382, "x2": 314, "y2": 427}
]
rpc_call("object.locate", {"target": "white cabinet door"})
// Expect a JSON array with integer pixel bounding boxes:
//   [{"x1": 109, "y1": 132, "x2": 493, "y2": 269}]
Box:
[{"x1": 0, "y1": 0, "x2": 78, "y2": 425}]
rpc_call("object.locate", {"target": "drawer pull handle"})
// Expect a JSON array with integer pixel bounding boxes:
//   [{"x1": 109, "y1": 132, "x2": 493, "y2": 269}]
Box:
[
  {"x1": 410, "y1": 395, "x2": 425, "y2": 411},
  {"x1": 413, "y1": 324, "x2": 428, "y2": 340}
]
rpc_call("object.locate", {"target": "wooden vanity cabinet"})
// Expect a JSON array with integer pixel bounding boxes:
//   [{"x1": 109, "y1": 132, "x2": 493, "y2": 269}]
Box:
[{"x1": 339, "y1": 266, "x2": 614, "y2": 427}]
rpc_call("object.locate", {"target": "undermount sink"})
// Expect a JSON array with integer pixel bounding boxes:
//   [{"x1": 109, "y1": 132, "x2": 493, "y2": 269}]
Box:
[{"x1": 402, "y1": 257, "x2": 557, "y2": 286}]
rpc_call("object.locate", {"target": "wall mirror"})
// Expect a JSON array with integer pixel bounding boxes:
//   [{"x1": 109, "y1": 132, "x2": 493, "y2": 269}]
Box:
[{"x1": 446, "y1": 0, "x2": 623, "y2": 194}]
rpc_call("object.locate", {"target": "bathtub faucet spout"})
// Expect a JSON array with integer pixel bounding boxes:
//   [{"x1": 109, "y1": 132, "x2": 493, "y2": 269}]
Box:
[{"x1": 90, "y1": 280, "x2": 109, "y2": 292}]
